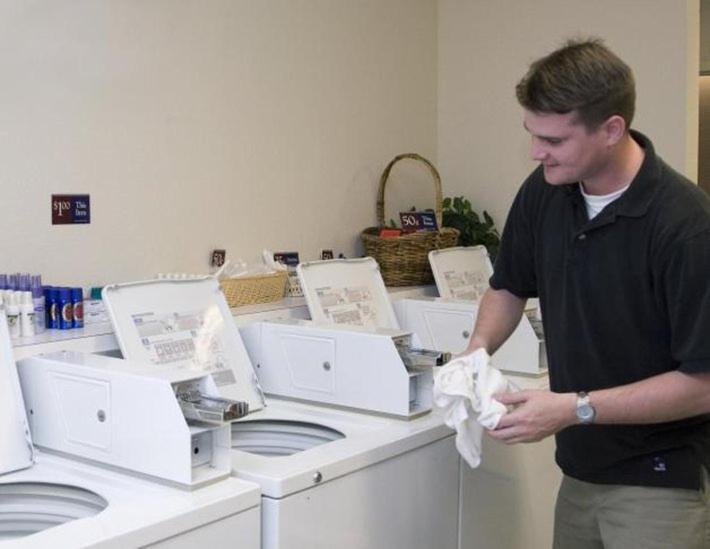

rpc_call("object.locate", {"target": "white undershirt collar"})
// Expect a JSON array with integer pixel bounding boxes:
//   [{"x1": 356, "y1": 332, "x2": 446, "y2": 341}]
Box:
[{"x1": 580, "y1": 182, "x2": 630, "y2": 220}]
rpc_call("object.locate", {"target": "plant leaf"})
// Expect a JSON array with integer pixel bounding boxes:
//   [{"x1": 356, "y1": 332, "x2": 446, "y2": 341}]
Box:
[{"x1": 439, "y1": 195, "x2": 500, "y2": 257}]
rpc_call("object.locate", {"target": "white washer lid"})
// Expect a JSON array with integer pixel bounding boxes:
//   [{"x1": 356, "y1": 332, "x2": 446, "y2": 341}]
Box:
[
  {"x1": 102, "y1": 277, "x2": 264, "y2": 411},
  {"x1": 297, "y1": 258, "x2": 400, "y2": 330},
  {"x1": 0, "y1": 305, "x2": 34, "y2": 476},
  {"x1": 428, "y1": 246, "x2": 493, "y2": 301}
]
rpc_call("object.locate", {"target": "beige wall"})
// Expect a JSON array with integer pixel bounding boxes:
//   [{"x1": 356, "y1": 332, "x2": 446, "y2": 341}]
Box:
[
  {"x1": 438, "y1": 0, "x2": 700, "y2": 233},
  {"x1": 701, "y1": 0, "x2": 710, "y2": 73},
  {"x1": 0, "y1": 0, "x2": 438, "y2": 288},
  {"x1": 1, "y1": 1, "x2": 700, "y2": 288},
  {"x1": 698, "y1": 76, "x2": 710, "y2": 192}
]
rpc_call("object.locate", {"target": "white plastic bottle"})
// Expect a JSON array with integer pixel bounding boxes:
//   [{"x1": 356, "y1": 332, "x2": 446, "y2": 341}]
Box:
[
  {"x1": 30, "y1": 275, "x2": 45, "y2": 334},
  {"x1": 20, "y1": 291, "x2": 35, "y2": 338},
  {"x1": 6, "y1": 292, "x2": 20, "y2": 339}
]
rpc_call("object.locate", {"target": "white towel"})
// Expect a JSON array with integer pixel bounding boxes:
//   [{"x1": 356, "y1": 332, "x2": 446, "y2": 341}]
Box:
[{"x1": 433, "y1": 349, "x2": 513, "y2": 468}]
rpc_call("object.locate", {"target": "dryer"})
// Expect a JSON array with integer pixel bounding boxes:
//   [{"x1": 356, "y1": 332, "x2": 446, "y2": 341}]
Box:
[
  {"x1": 0, "y1": 299, "x2": 261, "y2": 549},
  {"x1": 97, "y1": 277, "x2": 460, "y2": 549}
]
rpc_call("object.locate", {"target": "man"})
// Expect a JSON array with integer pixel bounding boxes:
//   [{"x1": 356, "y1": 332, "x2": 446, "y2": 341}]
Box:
[{"x1": 466, "y1": 38, "x2": 710, "y2": 548}]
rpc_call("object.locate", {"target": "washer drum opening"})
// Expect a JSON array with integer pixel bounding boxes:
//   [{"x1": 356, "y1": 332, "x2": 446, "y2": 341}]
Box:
[
  {"x1": 232, "y1": 420, "x2": 345, "y2": 456},
  {"x1": 0, "y1": 482, "x2": 107, "y2": 540}
]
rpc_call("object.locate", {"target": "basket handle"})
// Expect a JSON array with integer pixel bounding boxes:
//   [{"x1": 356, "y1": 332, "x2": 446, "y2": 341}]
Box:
[{"x1": 376, "y1": 153, "x2": 443, "y2": 228}]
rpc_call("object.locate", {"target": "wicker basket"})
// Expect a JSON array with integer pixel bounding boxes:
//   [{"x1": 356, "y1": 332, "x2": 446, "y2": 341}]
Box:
[
  {"x1": 220, "y1": 271, "x2": 288, "y2": 307},
  {"x1": 361, "y1": 153, "x2": 459, "y2": 286}
]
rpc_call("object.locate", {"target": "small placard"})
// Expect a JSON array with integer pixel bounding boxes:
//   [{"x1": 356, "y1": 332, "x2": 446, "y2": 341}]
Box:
[
  {"x1": 399, "y1": 211, "x2": 438, "y2": 233},
  {"x1": 211, "y1": 249, "x2": 226, "y2": 267},
  {"x1": 52, "y1": 194, "x2": 90, "y2": 225},
  {"x1": 273, "y1": 252, "x2": 300, "y2": 268}
]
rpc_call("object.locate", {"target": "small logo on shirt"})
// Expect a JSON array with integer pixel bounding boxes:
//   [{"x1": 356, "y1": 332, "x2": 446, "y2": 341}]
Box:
[{"x1": 652, "y1": 456, "x2": 667, "y2": 472}]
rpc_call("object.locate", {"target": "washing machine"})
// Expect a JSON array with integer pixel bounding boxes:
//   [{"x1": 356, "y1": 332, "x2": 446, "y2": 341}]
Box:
[
  {"x1": 457, "y1": 373, "x2": 559, "y2": 549},
  {"x1": 0, "y1": 302, "x2": 261, "y2": 549},
  {"x1": 96, "y1": 277, "x2": 460, "y2": 549},
  {"x1": 0, "y1": 452, "x2": 261, "y2": 549},
  {"x1": 390, "y1": 247, "x2": 546, "y2": 376},
  {"x1": 294, "y1": 254, "x2": 559, "y2": 549}
]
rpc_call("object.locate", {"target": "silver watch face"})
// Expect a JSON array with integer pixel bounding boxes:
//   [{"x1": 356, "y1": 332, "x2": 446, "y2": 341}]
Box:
[{"x1": 577, "y1": 403, "x2": 595, "y2": 423}]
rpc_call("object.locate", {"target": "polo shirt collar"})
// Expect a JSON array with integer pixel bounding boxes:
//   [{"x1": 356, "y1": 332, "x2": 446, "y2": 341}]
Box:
[
  {"x1": 563, "y1": 129, "x2": 662, "y2": 219},
  {"x1": 612, "y1": 130, "x2": 663, "y2": 218}
]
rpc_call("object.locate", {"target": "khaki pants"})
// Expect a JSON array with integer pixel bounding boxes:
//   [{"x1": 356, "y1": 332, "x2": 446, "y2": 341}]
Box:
[{"x1": 553, "y1": 473, "x2": 710, "y2": 549}]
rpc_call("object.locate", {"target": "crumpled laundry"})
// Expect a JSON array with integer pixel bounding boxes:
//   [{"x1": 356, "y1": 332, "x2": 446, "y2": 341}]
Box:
[{"x1": 433, "y1": 348, "x2": 514, "y2": 468}]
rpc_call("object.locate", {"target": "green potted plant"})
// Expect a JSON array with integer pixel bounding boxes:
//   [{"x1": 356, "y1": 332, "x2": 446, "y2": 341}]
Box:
[{"x1": 442, "y1": 196, "x2": 501, "y2": 260}]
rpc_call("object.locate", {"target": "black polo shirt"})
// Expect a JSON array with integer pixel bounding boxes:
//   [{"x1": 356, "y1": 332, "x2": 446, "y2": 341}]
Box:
[{"x1": 491, "y1": 131, "x2": 710, "y2": 489}]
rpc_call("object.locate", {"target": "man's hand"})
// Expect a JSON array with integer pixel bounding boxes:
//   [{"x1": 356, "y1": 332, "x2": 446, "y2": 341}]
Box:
[{"x1": 487, "y1": 390, "x2": 577, "y2": 444}]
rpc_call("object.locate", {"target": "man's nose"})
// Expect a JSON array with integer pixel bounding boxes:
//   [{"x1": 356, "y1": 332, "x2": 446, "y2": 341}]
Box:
[{"x1": 530, "y1": 139, "x2": 548, "y2": 162}]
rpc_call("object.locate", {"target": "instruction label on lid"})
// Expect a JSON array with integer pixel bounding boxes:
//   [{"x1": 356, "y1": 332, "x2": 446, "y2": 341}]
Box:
[
  {"x1": 132, "y1": 308, "x2": 236, "y2": 386},
  {"x1": 442, "y1": 270, "x2": 489, "y2": 301},
  {"x1": 315, "y1": 286, "x2": 379, "y2": 328}
]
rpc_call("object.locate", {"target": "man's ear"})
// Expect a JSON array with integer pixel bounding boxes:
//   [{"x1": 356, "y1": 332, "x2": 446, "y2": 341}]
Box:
[{"x1": 601, "y1": 115, "x2": 626, "y2": 146}]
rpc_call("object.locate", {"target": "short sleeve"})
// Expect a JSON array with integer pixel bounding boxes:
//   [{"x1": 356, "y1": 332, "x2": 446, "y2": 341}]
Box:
[
  {"x1": 660, "y1": 229, "x2": 710, "y2": 373},
  {"x1": 489, "y1": 177, "x2": 539, "y2": 299}
]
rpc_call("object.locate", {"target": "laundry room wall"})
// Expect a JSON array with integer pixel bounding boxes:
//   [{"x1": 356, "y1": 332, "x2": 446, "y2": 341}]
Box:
[
  {"x1": 3, "y1": 1, "x2": 700, "y2": 288},
  {"x1": 0, "y1": 0, "x2": 438, "y2": 287},
  {"x1": 437, "y1": 0, "x2": 700, "y2": 234}
]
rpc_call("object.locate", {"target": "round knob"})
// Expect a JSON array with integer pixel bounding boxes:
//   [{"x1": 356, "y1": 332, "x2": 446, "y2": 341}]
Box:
[
  {"x1": 323, "y1": 361, "x2": 331, "y2": 371},
  {"x1": 462, "y1": 330, "x2": 471, "y2": 339},
  {"x1": 313, "y1": 471, "x2": 323, "y2": 484},
  {"x1": 97, "y1": 410, "x2": 106, "y2": 422}
]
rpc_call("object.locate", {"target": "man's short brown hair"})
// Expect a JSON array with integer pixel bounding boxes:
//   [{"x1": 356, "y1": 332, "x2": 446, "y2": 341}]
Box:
[{"x1": 515, "y1": 38, "x2": 635, "y2": 130}]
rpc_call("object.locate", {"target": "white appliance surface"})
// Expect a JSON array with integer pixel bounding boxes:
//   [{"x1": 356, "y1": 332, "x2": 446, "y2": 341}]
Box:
[
  {"x1": 428, "y1": 246, "x2": 492, "y2": 301},
  {"x1": 297, "y1": 258, "x2": 400, "y2": 330},
  {"x1": 0, "y1": 451, "x2": 260, "y2": 549},
  {"x1": 392, "y1": 297, "x2": 477, "y2": 355},
  {"x1": 298, "y1": 257, "x2": 557, "y2": 548},
  {"x1": 102, "y1": 278, "x2": 265, "y2": 412},
  {"x1": 230, "y1": 398, "x2": 453, "y2": 497},
  {"x1": 103, "y1": 277, "x2": 460, "y2": 549},
  {"x1": 239, "y1": 319, "x2": 433, "y2": 418},
  {"x1": 458, "y1": 374, "x2": 561, "y2": 549},
  {"x1": 231, "y1": 399, "x2": 459, "y2": 549},
  {"x1": 0, "y1": 305, "x2": 33, "y2": 476},
  {"x1": 16, "y1": 350, "x2": 235, "y2": 489},
  {"x1": 0, "y1": 296, "x2": 261, "y2": 549},
  {"x1": 390, "y1": 246, "x2": 547, "y2": 376}
]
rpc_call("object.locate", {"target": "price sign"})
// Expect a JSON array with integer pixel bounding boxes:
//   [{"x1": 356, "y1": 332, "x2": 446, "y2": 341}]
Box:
[
  {"x1": 399, "y1": 211, "x2": 438, "y2": 233},
  {"x1": 52, "y1": 194, "x2": 91, "y2": 225},
  {"x1": 273, "y1": 252, "x2": 300, "y2": 267},
  {"x1": 400, "y1": 213, "x2": 420, "y2": 232}
]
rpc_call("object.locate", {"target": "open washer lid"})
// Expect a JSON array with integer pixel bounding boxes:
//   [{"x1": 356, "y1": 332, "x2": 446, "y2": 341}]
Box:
[
  {"x1": 297, "y1": 258, "x2": 400, "y2": 330},
  {"x1": 428, "y1": 246, "x2": 492, "y2": 301},
  {"x1": 102, "y1": 277, "x2": 264, "y2": 412},
  {"x1": 0, "y1": 304, "x2": 34, "y2": 476}
]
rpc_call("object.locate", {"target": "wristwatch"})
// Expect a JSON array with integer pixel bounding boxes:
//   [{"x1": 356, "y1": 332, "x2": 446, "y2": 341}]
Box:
[{"x1": 576, "y1": 392, "x2": 596, "y2": 424}]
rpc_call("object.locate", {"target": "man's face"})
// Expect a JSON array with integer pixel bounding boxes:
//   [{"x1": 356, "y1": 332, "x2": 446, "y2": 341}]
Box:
[{"x1": 523, "y1": 110, "x2": 609, "y2": 186}]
